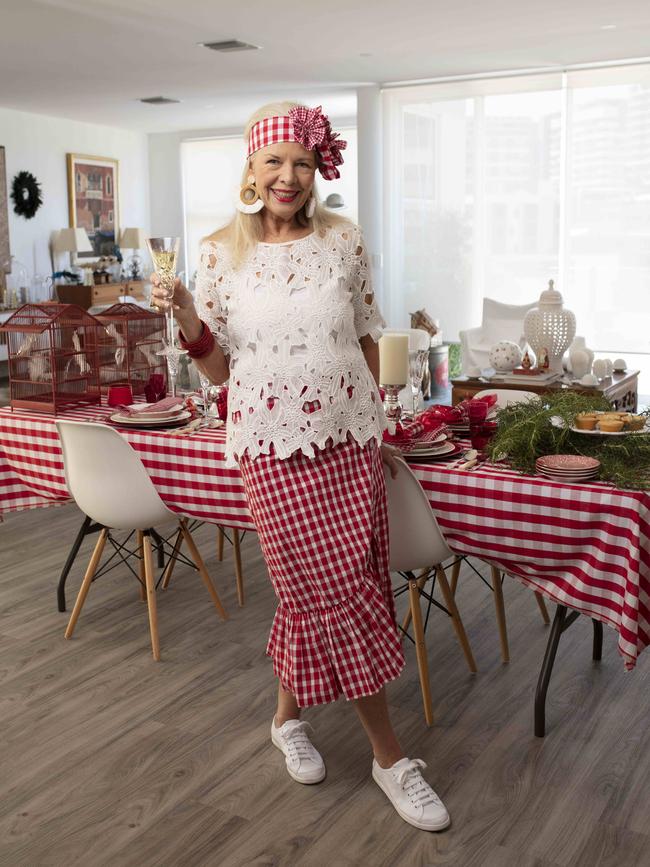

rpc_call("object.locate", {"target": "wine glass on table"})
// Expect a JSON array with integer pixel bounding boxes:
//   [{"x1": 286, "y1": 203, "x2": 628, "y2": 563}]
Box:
[
  {"x1": 408, "y1": 349, "x2": 429, "y2": 417},
  {"x1": 198, "y1": 371, "x2": 224, "y2": 427},
  {"x1": 146, "y1": 236, "x2": 187, "y2": 396}
]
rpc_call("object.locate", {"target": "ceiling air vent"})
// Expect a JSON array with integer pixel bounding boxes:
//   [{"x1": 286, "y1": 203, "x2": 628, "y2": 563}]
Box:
[
  {"x1": 200, "y1": 40, "x2": 260, "y2": 52},
  {"x1": 139, "y1": 96, "x2": 181, "y2": 105}
]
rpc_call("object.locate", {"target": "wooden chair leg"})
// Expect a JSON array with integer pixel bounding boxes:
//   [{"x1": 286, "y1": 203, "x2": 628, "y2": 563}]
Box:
[
  {"x1": 137, "y1": 530, "x2": 146, "y2": 601},
  {"x1": 491, "y1": 565, "x2": 510, "y2": 664},
  {"x1": 142, "y1": 533, "x2": 160, "y2": 661},
  {"x1": 232, "y1": 528, "x2": 245, "y2": 607},
  {"x1": 408, "y1": 576, "x2": 434, "y2": 726},
  {"x1": 179, "y1": 519, "x2": 228, "y2": 620},
  {"x1": 216, "y1": 526, "x2": 225, "y2": 561},
  {"x1": 534, "y1": 591, "x2": 550, "y2": 625},
  {"x1": 400, "y1": 570, "x2": 428, "y2": 634},
  {"x1": 450, "y1": 558, "x2": 461, "y2": 596},
  {"x1": 65, "y1": 528, "x2": 108, "y2": 639},
  {"x1": 161, "y1": 528, "x2": 183, "y2": 590},
  {"x1": 435, "y1": 565, "x2": 477, "y2": 673}
]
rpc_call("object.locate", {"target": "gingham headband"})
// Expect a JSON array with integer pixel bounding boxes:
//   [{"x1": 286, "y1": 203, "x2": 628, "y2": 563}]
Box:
[{"x1": 247, "y1": 105, "x2": 347, "y2": 181}]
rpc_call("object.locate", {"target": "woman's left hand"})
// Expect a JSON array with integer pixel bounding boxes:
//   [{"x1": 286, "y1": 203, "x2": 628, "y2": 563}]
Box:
[{"x1": 380, "y1": 443, "x2": 401, "y2": 478}]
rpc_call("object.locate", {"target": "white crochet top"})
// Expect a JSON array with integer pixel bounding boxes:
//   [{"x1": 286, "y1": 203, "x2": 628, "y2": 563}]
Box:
[{"x1": 195, "y1": 223, "x2": 387, "y2": 467}]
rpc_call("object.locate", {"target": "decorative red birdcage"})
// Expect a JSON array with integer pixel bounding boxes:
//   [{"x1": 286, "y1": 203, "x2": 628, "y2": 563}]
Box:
[
  {"x1": 0, "y1": 303, "x2": 102, "y2": 414},
  {"x1": 95, "y1": 303, "x2": 167, "y2": 396}
]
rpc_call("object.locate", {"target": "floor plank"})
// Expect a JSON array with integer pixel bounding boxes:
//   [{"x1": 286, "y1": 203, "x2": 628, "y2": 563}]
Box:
[{"x1": 1, "y1": 502, "x2": 649, "y2": 866}]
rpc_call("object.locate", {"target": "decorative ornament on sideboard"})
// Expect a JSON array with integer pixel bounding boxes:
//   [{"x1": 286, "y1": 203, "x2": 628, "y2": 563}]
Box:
[
  {"x1": 11, "y1": 171, "x2": 43, "y2": 219},
  {"x1": 523, "y1": 280, "x2": 576, "y2": 375}
]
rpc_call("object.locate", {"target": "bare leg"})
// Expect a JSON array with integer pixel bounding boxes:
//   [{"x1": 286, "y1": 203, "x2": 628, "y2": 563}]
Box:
[
  {"x1": 275, "y1": 682, "x2": 301, "y2": 727},
  {"x1": 354, "y1": 687, "x2": 404, "y2": 768}
]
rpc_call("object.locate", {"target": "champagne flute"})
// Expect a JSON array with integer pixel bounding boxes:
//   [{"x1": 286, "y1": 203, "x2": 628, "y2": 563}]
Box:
[
  {"x1": 408, "y1": 349, "x2": 429, "y2": 416},
  {"x1": 146, "y1": 236, "x2": 187, "y2": 396}
]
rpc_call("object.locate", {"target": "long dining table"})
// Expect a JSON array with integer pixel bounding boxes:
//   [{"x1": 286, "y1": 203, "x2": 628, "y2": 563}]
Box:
[{"x1": 1, "y1": 401, "x2": 648, "y2": 734}]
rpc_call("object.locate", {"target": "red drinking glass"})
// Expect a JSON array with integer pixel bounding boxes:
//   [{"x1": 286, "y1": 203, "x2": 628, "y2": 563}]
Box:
[{"x1": 107, "y1": 383, "x2": 134, "y2": 407}]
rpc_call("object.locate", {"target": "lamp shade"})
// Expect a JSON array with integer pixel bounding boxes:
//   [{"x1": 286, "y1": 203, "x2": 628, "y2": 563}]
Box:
[
  {"x1": 119, "y1": 227, "x2": 146, "y2": 249},
  {"x1": 54, "y1": 228, "x2": 93, "y2": 254}
]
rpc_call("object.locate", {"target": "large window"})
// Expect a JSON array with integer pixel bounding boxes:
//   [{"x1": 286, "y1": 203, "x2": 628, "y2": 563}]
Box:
[
  {"x1": 384, "y1": 66, "x2": 650, "y2": 365},
  {"x1": 181, "y1": 129, "x2": 358, "y2": 282}
]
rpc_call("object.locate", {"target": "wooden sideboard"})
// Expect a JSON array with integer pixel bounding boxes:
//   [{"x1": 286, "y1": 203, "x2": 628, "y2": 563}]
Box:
[
  {"x1": 55, "y1": 280, "x2": 147, "y2": 309},
  {"x1": 451, "y1": 370, "x2": 639, "y2": 412}
]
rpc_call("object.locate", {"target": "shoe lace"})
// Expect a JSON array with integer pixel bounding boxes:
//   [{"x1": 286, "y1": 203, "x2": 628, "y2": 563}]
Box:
[
  {"x1": 395, "y1": 759, "x2": 441, "y2": 807},
  {"x1": 282, "y1": 721, "x2": 317, "y2": 761}
]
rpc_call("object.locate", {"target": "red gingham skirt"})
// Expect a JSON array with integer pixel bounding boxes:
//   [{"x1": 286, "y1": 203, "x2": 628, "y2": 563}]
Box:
[{"x1": 238, "y1": 436, "x2": 405, "y2": 707}]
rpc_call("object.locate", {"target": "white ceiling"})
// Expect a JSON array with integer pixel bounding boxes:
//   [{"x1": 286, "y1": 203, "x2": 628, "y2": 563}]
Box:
[{"x1": 1, "y1": 0, "x2": 650, "y2": 133}]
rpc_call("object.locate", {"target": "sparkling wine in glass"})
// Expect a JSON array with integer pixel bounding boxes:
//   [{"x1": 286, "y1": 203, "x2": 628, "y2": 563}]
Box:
[{"x1": 146, "y1": 236, "x2": 186, "y2": 396}]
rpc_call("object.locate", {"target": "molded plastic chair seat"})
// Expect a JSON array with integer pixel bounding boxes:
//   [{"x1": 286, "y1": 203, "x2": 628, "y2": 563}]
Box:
[
  {"x1": 383, "y1": 458, "x2": 477, "y2": 724},
  {"x1": 55, "y1": 420, "x2": 228, "y2": 659}
]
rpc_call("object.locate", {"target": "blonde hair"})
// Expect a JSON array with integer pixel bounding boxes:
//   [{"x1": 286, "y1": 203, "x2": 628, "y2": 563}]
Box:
[{"x1": 206, "y1": 101, "x2": 348, "y2": 266}]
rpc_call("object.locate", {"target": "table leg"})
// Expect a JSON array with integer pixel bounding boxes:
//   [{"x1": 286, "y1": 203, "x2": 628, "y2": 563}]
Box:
[
  {"x1": 592, "y1": 619, "x2": 603, "y2": 661},
  {"x1": 57, "y1": 514, "x2": 100, "y2": 612},
  {"x1": 534, "y1": 605, "x2": 581, "y2": 737}
]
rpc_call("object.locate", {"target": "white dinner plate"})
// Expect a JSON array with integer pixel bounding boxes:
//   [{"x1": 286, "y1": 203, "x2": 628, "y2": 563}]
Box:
[
  {"x1": 109, "y1": 410, "x2": 192, "y2": 427},
  {"x1": 405, "y1": 441, "x2": 460, "y2": 460}
]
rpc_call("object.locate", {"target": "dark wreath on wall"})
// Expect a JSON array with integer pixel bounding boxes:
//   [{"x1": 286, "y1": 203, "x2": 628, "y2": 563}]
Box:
[{"x1": 11, "y1": 170, "x2": 43, "y2": 219}]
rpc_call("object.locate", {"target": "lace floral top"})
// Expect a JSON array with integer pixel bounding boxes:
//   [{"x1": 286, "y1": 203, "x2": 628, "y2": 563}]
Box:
[{"x1": 195, "y1": 223, "x2": 388, "y2": 467}]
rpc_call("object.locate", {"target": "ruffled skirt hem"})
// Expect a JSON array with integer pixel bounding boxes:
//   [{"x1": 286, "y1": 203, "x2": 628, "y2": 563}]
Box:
[{"x1": 266, "y1": 578, "x2": 406, "y2": 707}]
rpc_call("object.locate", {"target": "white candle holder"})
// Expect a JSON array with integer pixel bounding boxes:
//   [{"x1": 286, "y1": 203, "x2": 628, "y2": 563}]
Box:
[{"x1": 382, "y1": 383, "x2": 406, "y2": 425}]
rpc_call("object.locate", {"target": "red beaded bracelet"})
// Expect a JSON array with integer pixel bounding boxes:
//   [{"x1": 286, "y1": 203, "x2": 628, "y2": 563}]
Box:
[{"x1": 178, "y1": 320, "x2": 215, "y2": 359}]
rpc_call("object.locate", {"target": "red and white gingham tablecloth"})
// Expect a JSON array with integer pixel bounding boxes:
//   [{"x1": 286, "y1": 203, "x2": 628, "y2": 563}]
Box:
[{"x1": 1, "y1": 403, "x2": 648, "y2": 670}]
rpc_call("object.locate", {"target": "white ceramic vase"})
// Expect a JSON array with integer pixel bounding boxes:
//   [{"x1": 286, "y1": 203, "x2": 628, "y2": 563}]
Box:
[
  {"x1": 523, "y1": 280, "x2": 576, "y2": 374},
  {"x1": 568, "y1": 336, "x2": 594, "y2": 379},
  {"x1": 488, "y1": 340, "x2": 522, "y2": 372}
]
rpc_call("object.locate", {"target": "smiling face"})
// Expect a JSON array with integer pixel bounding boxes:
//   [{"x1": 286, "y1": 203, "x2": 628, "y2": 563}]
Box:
[{"x1": 250, "y1": 141, "x2": 317, "y2": 223}]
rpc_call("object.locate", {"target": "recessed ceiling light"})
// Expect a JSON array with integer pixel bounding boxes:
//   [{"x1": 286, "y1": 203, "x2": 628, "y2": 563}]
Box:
[
  {"x1": 360, "y1": 52, "x2": 372, "y2": 57},
  {"x1": 199, "y1": 39, "x2": 260, "y2": 52},
  {"x1": 600, "y1": 24, "x2": 617, "y2": 30},
  {"x1": 139, "y1": 96, "x2": 181, "y2": 105}
]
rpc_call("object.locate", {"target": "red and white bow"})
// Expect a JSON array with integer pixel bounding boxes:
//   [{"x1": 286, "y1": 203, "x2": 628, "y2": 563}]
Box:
[{"x1": 247, "y1": 105, "x2": 347, "y2": 180}]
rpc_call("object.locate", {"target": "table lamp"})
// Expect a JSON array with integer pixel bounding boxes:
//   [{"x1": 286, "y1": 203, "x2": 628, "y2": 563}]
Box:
[
  {"x1": 53, "y1": 228, "x2": 93, "y2": 274},
  {"x1": 379, "y1": 333, "x2": 409, "y2": 424},
  {"x1": 119, "y1": 227, "x2": 146, "y2": 280}
]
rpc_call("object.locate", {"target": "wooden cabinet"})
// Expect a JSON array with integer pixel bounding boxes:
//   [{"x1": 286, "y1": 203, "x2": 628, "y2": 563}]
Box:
[{"x1": 55, "y1": 280, "x2": 147, "y2": 309}]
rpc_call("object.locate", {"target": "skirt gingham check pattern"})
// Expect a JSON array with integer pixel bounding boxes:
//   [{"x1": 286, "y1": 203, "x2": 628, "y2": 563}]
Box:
[{"x1": 239, "y1": 436, "x2": 405, "y2": 707}]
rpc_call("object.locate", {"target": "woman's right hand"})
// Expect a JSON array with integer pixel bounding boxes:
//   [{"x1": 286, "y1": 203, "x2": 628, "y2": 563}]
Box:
[{"x1": 150, "y1": 274, "x2": 194, "y2": 316}]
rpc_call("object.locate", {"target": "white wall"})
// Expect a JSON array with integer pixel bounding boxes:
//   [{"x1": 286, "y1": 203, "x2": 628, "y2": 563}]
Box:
[{"x1": 0, "y1": 107, "x2": 149, "y2": 280}]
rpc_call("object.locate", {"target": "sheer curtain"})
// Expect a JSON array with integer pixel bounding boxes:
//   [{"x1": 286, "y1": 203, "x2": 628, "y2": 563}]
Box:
[
  {"x1": 383, "y1": 66, "x2": 650, "y2": 376},
  {"x1": 181, "y1": 130, "x2": 358, "y2": 282}
]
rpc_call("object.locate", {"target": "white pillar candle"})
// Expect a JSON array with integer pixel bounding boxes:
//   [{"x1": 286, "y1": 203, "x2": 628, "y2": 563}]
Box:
[{"x1": 379, "y1": 333, "x2": 409, "y2": 385}]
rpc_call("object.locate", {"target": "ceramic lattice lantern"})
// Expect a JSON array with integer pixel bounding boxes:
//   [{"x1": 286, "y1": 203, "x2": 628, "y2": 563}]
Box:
[{"x1": 523, "y1": 280, "x2": 576, "y2": 374}]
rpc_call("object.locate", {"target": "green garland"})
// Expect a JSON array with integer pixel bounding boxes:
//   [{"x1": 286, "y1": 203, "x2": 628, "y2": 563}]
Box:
[{"x1": 485, "y1": 391, "x2": 650, "y2": 490}]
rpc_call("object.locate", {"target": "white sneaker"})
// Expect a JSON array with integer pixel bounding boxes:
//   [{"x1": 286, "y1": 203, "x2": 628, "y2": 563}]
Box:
[
  {"x1": 372, "y1": 757, "x2": 450, "y2": 831},
  {"x1": 271, "y1": 718, "x2": 326, "y2": 785}
]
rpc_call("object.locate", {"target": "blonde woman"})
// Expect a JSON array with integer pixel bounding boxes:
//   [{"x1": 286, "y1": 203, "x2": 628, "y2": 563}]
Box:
[{"x1": 152, "y1": 102, "x2": 450, "y2": 832}]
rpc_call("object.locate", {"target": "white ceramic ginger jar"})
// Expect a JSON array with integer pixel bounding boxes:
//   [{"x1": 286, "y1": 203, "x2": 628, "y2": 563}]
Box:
[
  {"x1": 568, "y1": 336, "x2": 594, "y2": 378},
  {"x1": 524, "y1": 281, "x2": 576, "y2": 374}
]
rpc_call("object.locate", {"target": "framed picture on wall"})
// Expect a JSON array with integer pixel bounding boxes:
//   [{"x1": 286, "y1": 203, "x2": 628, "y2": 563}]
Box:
[
  {"x1": 66, "y1": 153, "x2": 119, "y2": 264},
  {"x1": 0, "y1": 146, "x2": 10, "y2": 294}
]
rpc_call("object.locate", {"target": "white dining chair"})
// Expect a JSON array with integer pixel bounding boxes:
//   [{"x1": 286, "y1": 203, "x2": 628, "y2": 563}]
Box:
[
  {"x1": 55, "y1": 420, "x2": 228, "y2": 660},
  {"x1": 383, "y1": 457, "x2": 477, "y2": 725},
  {"x1": 450, "y1": 387, "x2": 550, "y2": 662}
]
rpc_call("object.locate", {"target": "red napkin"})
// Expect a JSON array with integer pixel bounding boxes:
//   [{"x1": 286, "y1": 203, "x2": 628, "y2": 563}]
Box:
[
  {"x1": 383, "y1": 418, "x2": 448, "y2": 449},
  {"x1": 118, "y1": 396, "x2": 184, "y2": 416}
]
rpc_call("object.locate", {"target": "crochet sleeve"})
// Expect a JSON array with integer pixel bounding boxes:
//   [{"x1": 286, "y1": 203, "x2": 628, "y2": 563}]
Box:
[
  {"x1": 195, "y1": 242, "x2": 231, "y2": 356},
  {"x1": 349, "y1": 228, "x2": 385, "y2": 342}
]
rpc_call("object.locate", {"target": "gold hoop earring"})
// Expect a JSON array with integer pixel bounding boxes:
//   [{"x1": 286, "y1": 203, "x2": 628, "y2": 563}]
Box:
[{"x1": 236, "y1": 175, "x2": 263, "y2": 214}]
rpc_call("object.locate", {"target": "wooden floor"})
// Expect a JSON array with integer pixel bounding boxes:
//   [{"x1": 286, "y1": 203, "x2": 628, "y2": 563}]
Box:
[{"x1": 1, "y1": 504, "x2": 649, "y2": 867}]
